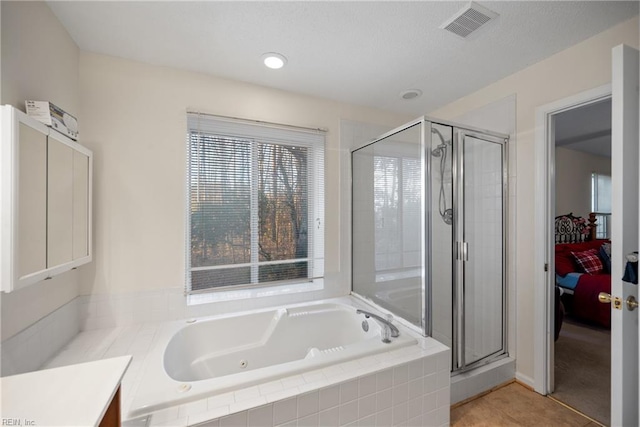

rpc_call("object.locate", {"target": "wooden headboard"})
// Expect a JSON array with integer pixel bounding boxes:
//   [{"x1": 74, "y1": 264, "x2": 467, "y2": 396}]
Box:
[{"x1": 555, "y1": 213, "x2": 598, "y2": 243}]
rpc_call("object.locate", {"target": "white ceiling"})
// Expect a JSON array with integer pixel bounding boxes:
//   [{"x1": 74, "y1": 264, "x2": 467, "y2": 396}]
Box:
[
  {"x1": 48, "y1": 1, "x2": 639, "y2": 116},
  {"x1": 555, "y1": 98, "x2": 612, "y2": 158}
]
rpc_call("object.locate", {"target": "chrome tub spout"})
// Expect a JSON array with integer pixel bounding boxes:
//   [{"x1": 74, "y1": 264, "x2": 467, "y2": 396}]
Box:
[{"x1": 356, "y1": 309, "x2": 400, "y2": 343}]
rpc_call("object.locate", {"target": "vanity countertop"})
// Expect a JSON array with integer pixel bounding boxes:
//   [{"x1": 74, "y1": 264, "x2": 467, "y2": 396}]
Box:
[{"x1": 1, "y1": 355, "x2": 131, "y2": 426}]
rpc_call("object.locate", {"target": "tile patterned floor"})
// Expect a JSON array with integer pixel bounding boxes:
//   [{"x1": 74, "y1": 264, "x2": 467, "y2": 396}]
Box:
[{"x1": 451, "y1": 382, "x2": 600, "y2": 427}]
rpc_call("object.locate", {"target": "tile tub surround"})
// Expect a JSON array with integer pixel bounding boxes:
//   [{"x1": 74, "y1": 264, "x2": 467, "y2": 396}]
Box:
[
  {"x1": 183, "y1": 349, "x2": 451, "y2": 427},
  {"x1": 78, "y1": 287, "x2": 337, "y2": 331},
  {"x1": 42, "y1": 316, "x2": 450, "y2": 427},
  {"x1": 1, "y1": 297, "x2": 80, "y2": 376},
  {"x1": 78, "y1": 288, "x2": 209, "y2": 330}
]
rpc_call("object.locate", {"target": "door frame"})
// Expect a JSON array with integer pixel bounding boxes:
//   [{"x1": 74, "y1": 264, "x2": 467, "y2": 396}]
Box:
[{"x1": 532, "y1": 83, "x2": 612, "y2": 394}]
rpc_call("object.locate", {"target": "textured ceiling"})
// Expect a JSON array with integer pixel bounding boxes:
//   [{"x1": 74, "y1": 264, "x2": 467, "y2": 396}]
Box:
[{"x1": 48, "y1": 1, "x2": 638, "y2": 115}]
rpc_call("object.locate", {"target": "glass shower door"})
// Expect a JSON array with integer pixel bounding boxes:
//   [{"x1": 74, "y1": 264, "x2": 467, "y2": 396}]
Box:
[
  {"x1": 352, "y1": 122, "x2": 424, "y2": 329},
  {"x1": 459, "y1": 132, "x2": 506, "y2": 367}
]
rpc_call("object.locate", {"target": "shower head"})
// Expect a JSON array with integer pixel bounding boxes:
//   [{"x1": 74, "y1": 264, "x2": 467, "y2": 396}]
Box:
[
  {"x1": 431, "y1": 143, "x2": 448, "y2": 157},
  {"x1": 431, "y1": 127, "x2": 451, "y2": 156},
  {"x1": 431, "y1": 146, "x2": 443, "y2": 157}
]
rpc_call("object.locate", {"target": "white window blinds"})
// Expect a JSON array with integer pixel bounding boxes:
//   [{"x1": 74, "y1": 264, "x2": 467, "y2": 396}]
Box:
[
  {"x1": 591, "y1": 172, "x2": 611, "y2": 239},
  {"x1": 591, "y1": 173, "x2": 611, "y2": 213},
  {"x1": 186, "y1": 113, "x2": 325, "y2": 293}
]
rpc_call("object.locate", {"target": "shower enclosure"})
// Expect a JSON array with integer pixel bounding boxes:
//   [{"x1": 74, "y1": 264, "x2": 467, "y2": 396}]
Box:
[{"x1": 351, "y1": 117, "x2": 508, "y2": 373}]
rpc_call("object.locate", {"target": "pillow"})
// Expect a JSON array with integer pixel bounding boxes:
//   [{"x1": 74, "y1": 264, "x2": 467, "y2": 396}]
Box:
[
  {"x1": 599, "y1": 242, "x2": 611, "y2": 273},
  {"x1": 572, "y1": 248, "x2": 604, "y2": 275},
  {"x1": 555, "y1": 240, "x2": 610, "y2": 276}
]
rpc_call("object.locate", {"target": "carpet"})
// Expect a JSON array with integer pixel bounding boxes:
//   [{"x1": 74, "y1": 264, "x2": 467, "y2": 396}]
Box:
[{"x1": 551, "y1": 318, "x2": 610, "y2": 425}]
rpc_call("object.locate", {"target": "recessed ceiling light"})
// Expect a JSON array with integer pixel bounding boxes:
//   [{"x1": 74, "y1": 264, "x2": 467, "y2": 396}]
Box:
[
  {"x1": 262, "y1": 52, "x2": 287, "y2": 69},
  {"x1": 400, "y1": 89, "x2": 422, "y2": 100}
]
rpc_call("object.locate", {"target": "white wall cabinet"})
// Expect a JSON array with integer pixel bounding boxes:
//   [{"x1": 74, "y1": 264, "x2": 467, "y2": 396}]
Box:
[{"x1": 1, "y1": 105, "x2": 92, "y2": 292}]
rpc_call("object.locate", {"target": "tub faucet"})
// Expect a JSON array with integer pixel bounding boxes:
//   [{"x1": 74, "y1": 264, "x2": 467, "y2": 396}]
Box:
[{"x1": 356, "y1": 309, "x2": 400, "y2": 343}]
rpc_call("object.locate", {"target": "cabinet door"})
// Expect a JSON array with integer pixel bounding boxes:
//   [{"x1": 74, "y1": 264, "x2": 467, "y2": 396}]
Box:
[
  {"x1": 73, "y1": 150, "x2": 90, "y2": 260},
  {"x1": 47, "y1": 135, "x2": 74, "y2": 267},
  {"x1": 18, "y1": 123, "x2": 47, "y2": 278}
]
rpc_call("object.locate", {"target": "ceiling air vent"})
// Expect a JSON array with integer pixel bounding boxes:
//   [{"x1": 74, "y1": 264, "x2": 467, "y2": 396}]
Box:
[{"x1": 441, "y1": 2, "x2": 498, "y2": 39}]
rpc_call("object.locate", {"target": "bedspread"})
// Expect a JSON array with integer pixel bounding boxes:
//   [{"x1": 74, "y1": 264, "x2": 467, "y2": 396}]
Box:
[{"x1": 571, "y1": 273, "x2": 611, "y2": 328}]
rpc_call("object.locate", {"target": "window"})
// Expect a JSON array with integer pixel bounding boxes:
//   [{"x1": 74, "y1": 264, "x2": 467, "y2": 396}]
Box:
[
  {"x1": 187, "y1": 113, "x2": 325, "y2": 293},
  {"x1": 591, "y1": 172, "x2": 611, "y2": 239}
]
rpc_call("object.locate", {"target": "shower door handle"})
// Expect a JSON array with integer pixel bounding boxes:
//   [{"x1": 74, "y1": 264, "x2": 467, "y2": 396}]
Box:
[{"x1": 456, "y1": 242, "x2": 469, "y2": 261}]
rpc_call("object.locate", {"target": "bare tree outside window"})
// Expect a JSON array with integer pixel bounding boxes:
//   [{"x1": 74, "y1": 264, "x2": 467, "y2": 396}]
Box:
[{"x1": 188, "y1": 132, "x2": 316, "y2": 291}]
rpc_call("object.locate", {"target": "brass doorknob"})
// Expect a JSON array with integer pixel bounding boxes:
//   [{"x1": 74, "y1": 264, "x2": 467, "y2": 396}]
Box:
[
  {"x1": 627, "y1": 296, "x2": 639, "y2": 311},
  {"x1": 598, "y1": 292, "x2": 623, "y2": 310},
  {"x1": 598, "y1": 292, "x2": 612, "y2": 303}
]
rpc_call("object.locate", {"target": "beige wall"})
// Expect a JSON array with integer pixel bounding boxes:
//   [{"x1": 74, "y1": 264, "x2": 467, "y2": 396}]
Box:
[
  {"x1": 77, "y1": 52, "x2": 410, "y2": 308},
  {"x1": 556, "y1": 147, "x2": 611, "y2": 219},
  {"x1": 429, "y1": 16, "x2": 639, "y2": 383},
  {"x1": 0, "y1": 1, "x2": 81, "y2": 340},
  {"x1": 1, "y1": 2, "x2": 79, "y2": 113}
]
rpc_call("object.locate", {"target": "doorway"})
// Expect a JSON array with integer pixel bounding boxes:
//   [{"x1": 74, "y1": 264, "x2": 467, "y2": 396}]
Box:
[
  {"x1": 534, "y1": 44, "x2": 640, "y2": 427},
  {"x1": 550, "y1": 98, "x2": 612, "y2": 425},
  {"x1": 531, "y1": 82, "x2": 611, "y2": 401}
]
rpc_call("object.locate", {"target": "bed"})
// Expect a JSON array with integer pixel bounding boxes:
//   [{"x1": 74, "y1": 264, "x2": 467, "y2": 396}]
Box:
[{"x1": 555, "y1": 213, "x2": 611, "y2": 329}]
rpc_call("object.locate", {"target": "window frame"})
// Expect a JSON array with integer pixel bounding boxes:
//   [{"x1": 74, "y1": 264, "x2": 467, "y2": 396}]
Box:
[
  {"x1": 591, "y1": 172, "x2": 612, "y2": 239},
  {"x1": 185, "y1": 113, "x2": 325, "y2": 295},
  {"x1": 591, "y1": 172, "x2": 611, "y2": 213}
]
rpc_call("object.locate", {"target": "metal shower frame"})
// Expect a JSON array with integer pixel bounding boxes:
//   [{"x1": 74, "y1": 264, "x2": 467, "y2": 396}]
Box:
[{"x1": 350, "y1": 115, "x2": 509, "y2": 373}]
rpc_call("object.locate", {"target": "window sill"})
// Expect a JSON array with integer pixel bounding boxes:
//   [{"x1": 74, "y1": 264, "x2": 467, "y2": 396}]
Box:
[{"x1": 186, "y1": 279, "x2": 324, "y2": 306}]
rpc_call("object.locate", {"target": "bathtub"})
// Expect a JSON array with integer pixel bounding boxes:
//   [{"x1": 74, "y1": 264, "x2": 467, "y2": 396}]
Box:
[{"x1": 129, "y1": 298, "x2": 417, "y2": 418}]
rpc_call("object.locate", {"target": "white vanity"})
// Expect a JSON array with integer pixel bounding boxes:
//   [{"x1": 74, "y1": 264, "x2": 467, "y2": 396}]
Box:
[{"x1": 0, "y1": 356, "x2": 131, "y2": 426}]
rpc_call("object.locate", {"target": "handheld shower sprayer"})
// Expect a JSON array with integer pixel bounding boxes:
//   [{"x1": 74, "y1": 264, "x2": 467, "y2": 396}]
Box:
[
  {"x1": 431, "y1": 128, "x2": 453, "y2": 225},
  {"x1": 431, "y1": 144, "x2": 447, "y2": 157},
  {"x1": 431, "y1": 128, "x2": 449, "y2": 157}
]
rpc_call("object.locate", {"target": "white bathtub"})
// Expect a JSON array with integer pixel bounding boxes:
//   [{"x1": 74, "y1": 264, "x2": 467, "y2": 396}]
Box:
[{"x1": 129, "y1": 298, "x2": 417, "y2": 417}]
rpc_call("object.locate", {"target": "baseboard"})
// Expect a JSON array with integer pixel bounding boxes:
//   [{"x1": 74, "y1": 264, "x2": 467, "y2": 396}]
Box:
[
  {"x1": 515, "y1": 372, "x2": 535, "y2": 390},
  {"x1": 515, "y1": 379, "x2": 536, "y2": 392}
]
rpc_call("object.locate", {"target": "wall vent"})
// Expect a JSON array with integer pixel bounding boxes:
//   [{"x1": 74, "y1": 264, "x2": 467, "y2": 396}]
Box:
[{"x1": 441, "y1": 2, "x2": 499, "y2": 38}]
